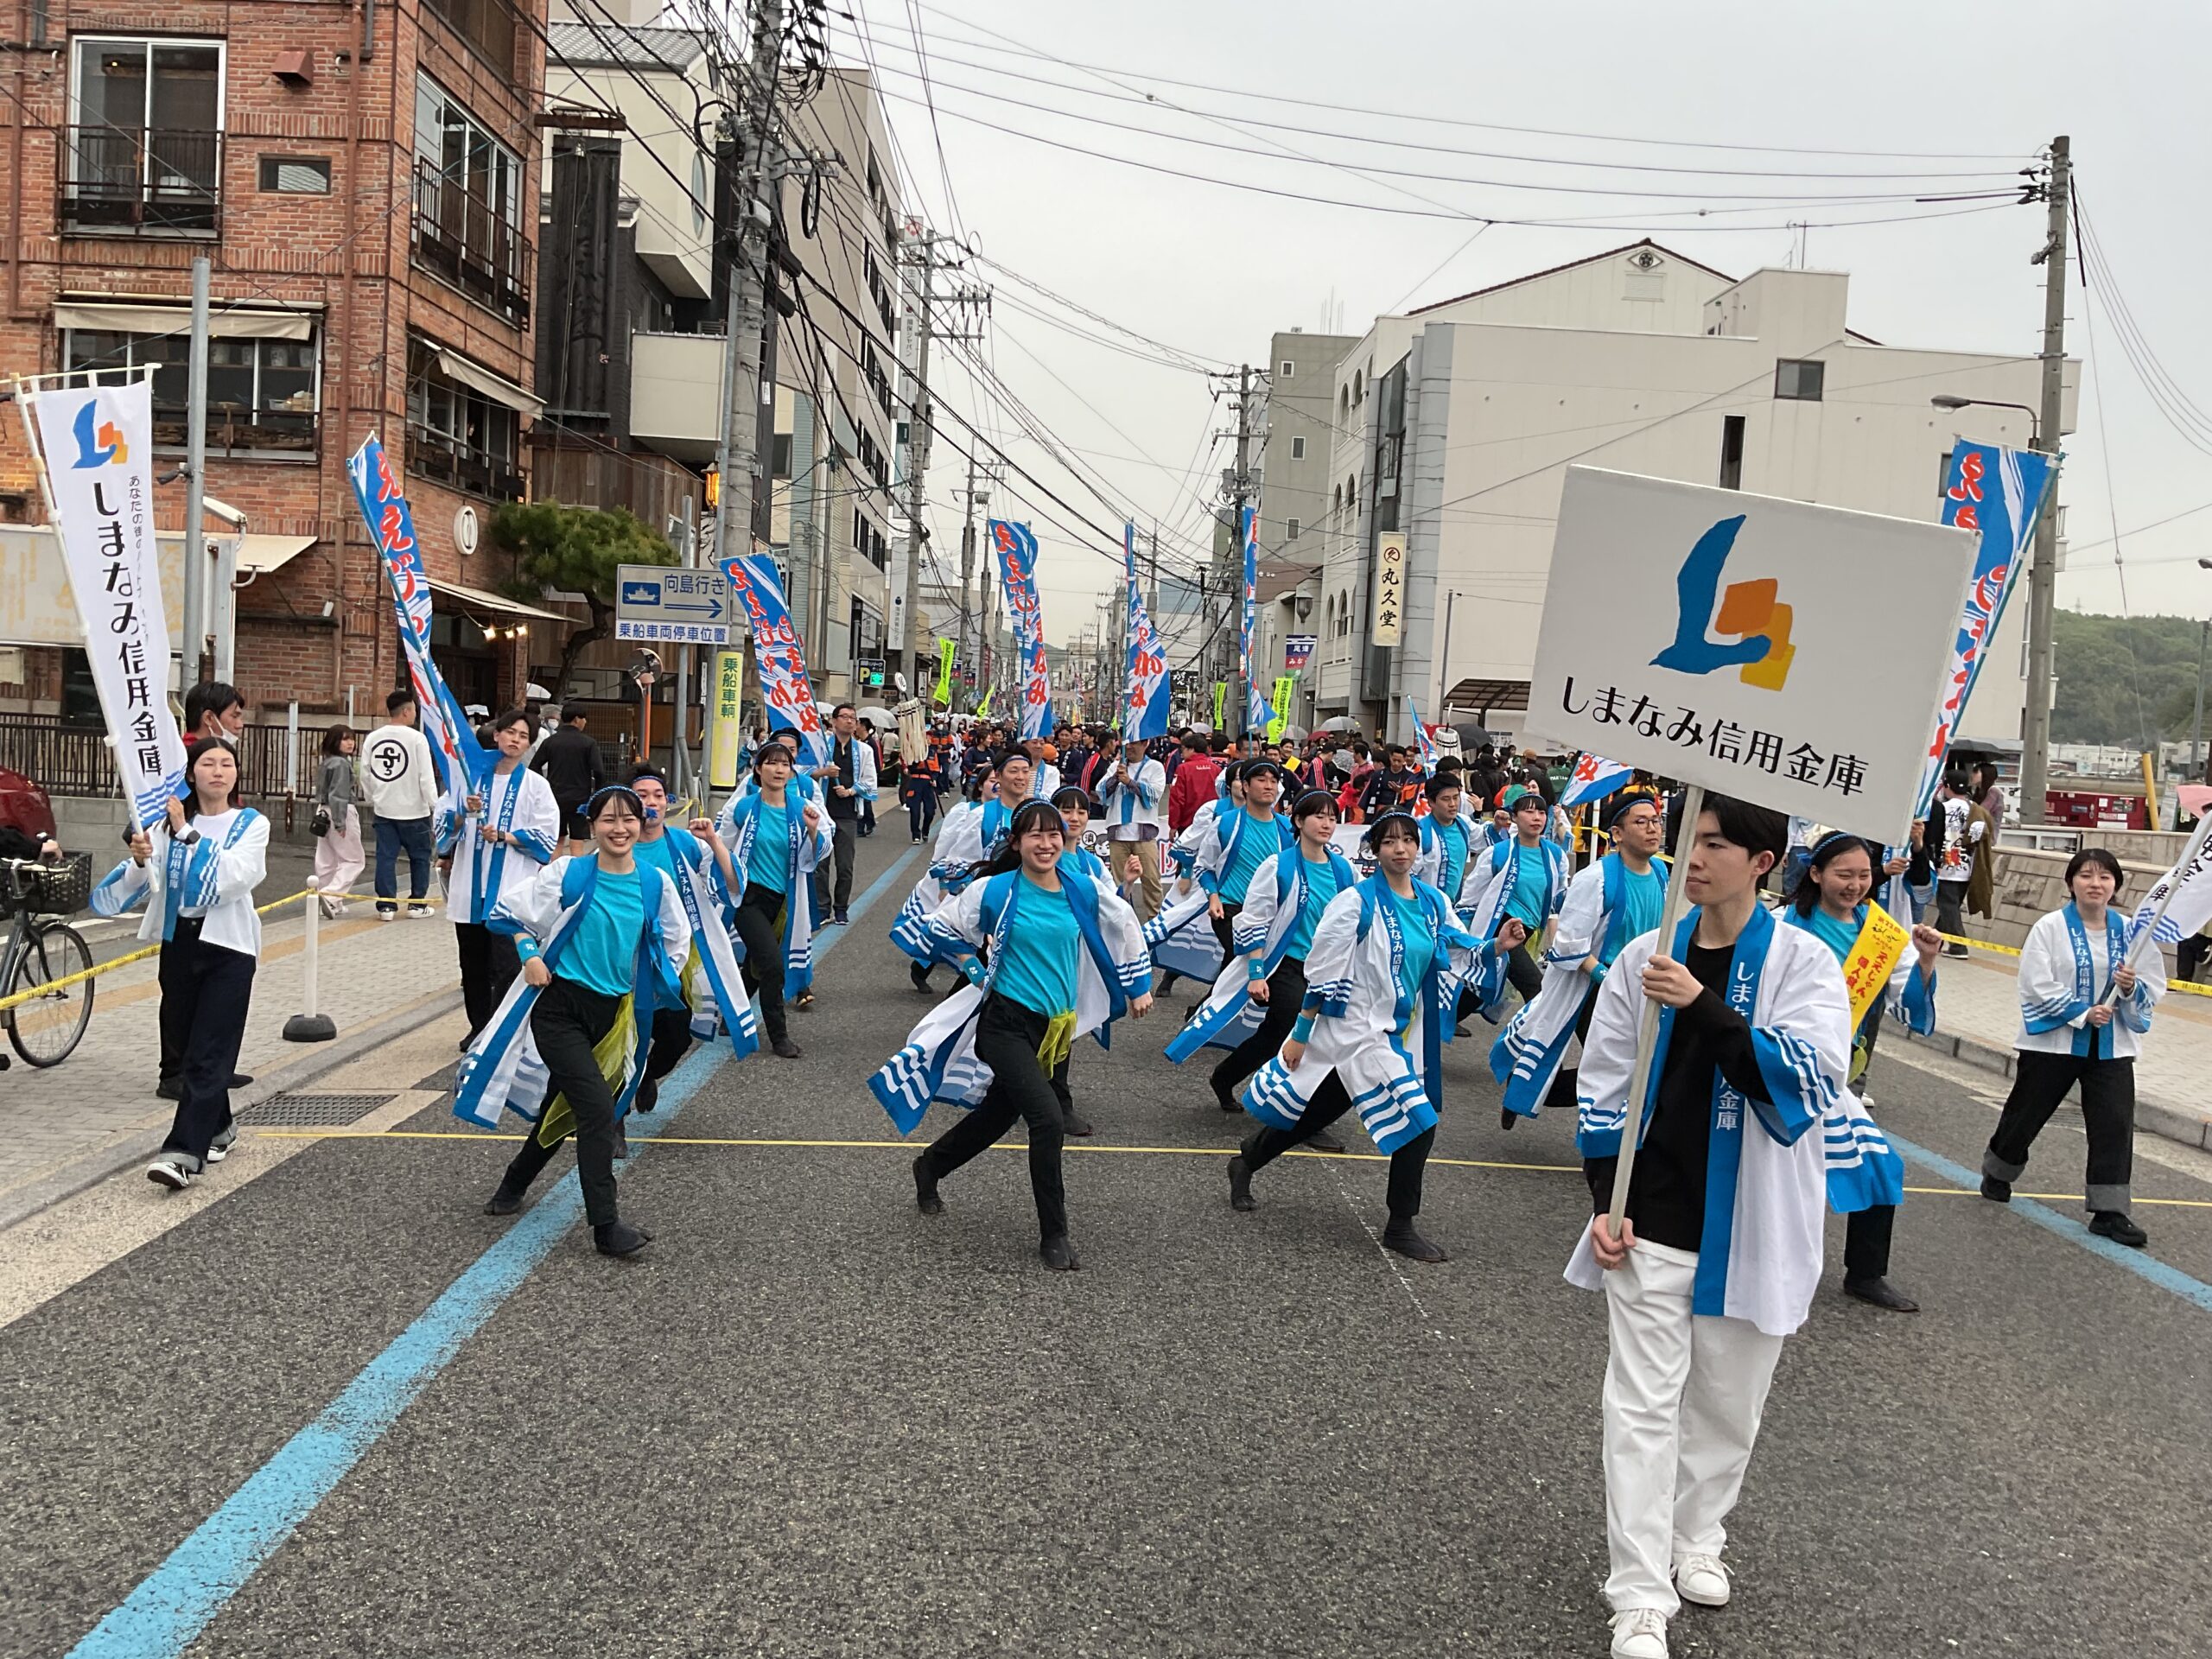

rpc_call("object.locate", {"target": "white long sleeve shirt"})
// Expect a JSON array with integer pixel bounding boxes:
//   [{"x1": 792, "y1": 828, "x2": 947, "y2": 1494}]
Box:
[
  {"x1": 1098, "y1": 756, "x2": 1168, "y2": 841},
  {"x1": 359, "y1": 723, "x2": 440, "y2": 822}
]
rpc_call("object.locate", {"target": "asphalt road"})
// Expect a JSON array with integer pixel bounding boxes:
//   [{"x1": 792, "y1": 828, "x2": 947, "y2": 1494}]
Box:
[{"x1": 6, "y1": 828, "x2": 2210, "y2": 1658}]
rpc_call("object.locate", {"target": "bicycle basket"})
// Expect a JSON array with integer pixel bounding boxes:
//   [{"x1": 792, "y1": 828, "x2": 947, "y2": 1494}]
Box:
[{"x1": 5, "y1": 851, "x2": 93, "y2": 917}]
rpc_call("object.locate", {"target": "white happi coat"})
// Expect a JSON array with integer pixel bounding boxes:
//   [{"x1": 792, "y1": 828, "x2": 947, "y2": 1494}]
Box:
[
  {"x1": 435, "y1": 764, "x2": 561, "y2": 925},
  {"x1": 2012, "y1": 902, "x2": 2163, "y2": 1058},
  {"x1": 635, "y1": 825, "x2": 761, "y2": 1055},
  {"x1": 1165, "y1": 845, "x2": 1357, "y2": 1062},
  {"x1": 92, "y1": 809, "x2": 270, "y2": 953},
  {"x1": 1242, "y1": 876, "x2": 1485, "y2": 1155},
  {"x1": 1456, "y1": 833, "x2": 1573, "y2": 1017},
  {"x1": 1564, "y1": 904, "x2": 1859, "y2": 1337},
  {"x1": 720, "y1": 789, "x2": 834, "y2": 998},
  {"x1": 1146, "y1": 804, "x2": 1296, "y2": 984},
  {"x1": 870, "y1": 867, "x2": 1151, "y2": 1133},
  {"x1": 890, "y1": 796, "x2": 1020, "y2": 964}
]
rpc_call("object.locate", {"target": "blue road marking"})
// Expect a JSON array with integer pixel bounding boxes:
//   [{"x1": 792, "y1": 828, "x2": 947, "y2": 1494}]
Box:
[
  {"x1": 67, "y1": 846, "x2": 923, "y2": 1659},
  {"x1": 1889, "y1": 1130, "x2": 2212, "y2": 1316}
]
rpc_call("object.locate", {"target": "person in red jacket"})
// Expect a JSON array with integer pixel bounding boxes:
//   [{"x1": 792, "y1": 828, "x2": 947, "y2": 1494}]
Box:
[{"x1": 1166, "y1": 731, "x2": 1222, "y2": 836}]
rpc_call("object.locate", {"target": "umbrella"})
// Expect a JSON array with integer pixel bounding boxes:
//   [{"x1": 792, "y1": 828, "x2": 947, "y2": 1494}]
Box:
[
  {"x1": 1280, "y1": 725, "x2": 1309, "y2": 742},
  {"x1": 1318, "y1": 715, "x2": 1363, "y2": 734},
  {"x1": 1451, "y1": 721, "x2": 1495, "y2": 753},
  {"x1": 524, "y1": 682, "x2": 551, "y2": 702},
  {"x1": 855, "y1": 706, "x2": 895, "y2": 728}
]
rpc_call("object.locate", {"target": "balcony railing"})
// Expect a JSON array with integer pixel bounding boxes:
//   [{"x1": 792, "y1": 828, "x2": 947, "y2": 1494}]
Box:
[
  {"x1": 408, "y1": 422, "x2": 525, "y2": 503},
  {"x1": 151, "y1": 407, "x2": 319, "y2": 461},
  {"x1": 411, "y1": 160, "x2": 531, "y2": 326},
  {"x1": 60, "y1": 127, "x2": 221, "y2": 234}
]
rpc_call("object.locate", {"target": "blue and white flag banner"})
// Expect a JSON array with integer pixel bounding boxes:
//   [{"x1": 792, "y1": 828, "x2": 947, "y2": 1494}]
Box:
[
  {"x1": 721, "y1": 550, "x2": 832, "y2": 769},
  {"x1": 347, "y1": 435, "x2": 492, "y2": 806},
  {"x1": 1405, "y1": 696, "x2": 1439, "y2": 776},
  {"x1": 1915, "y1": 441, "x2": 2057, "y2": 822},
  {"x1": 990, "y1": 518, "x2": 1052, "y2": 741},
  {"x1": 1122, "y1": 523, "x2": 1169, "y2": 741},
  {"x1": 1239, "y1": 505, "x2": 1267, "y2": 734},
  {"x1": 28, "y1": 378, "x2": 187, "y2": 827},
  {"x1": 1560, "y1": 752, "x2": 1637, "y2": 810},
  {"x1": 2130, "y1": 812, "x2": 2212, "y2": 954}
]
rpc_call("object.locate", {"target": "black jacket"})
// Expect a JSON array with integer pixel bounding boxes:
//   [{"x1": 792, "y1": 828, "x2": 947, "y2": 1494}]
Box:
[{"x1": 531, "y1": 725, "x2": 605, "y2": 806}]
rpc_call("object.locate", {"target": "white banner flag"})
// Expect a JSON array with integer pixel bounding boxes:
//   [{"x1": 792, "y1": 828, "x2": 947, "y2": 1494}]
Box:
[
  {"x1": 28, "y1": 379, "x2": 187, "y2": 827},
  {"x1": 2131, "y1": 814, "x2": 2212, "y2": 953}
]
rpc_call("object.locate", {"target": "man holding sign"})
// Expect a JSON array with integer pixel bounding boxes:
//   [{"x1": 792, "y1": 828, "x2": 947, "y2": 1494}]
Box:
[{"x1": 1526, "y1": 468, "x2": 1978, "y2": 1659}]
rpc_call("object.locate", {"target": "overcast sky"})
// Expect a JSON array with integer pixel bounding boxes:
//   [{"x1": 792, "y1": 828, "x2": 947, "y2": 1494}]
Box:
[{"x1": 838, "y1": 0, "x2": 2212, "y2": 650}]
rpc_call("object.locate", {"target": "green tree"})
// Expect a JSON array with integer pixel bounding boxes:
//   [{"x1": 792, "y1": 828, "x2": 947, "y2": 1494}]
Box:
[
  {"x1": 2050, "y1": 610, "x2": 2209, "y2": 747},
  {"x1": 487, "y1": 502, "x2": 677, "y2": 692}
]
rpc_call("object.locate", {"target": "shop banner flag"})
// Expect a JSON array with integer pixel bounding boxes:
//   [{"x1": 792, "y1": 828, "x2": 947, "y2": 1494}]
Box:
[
  {"x1": 934, "y1": 636, "x2": 957, "y2": 707},
  {"x1": 1268, "y1": 675, "x2": 1294, "y2": 742},
  {"x1": 989, "y1": 519, "x2": 1052, "y2": 740},
  {"x1": 1212, "y1": 680, "x2": 1227, "y2": 730},
  {"x1": 1122, "y1": 523, "x2": 1170, "y2": 741},
  {"x1": 28, "y1": 378, "x2": 187, "y2": 827},
  {"x1": 721, "y1": 550, "x2": 831, "y2": 767},
  {"x1": 346, "y1": 434, "x2": 491, "y2": 805}
]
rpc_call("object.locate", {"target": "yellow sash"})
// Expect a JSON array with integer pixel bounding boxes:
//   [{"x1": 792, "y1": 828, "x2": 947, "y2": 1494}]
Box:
[
  {"x1": 535, "y1": 992, "x2": 638, "y2": 1146},
  {"x1": 1840, "y1": 903, "x2": 1909, "y2": 1032},
  {"x1": 1036, "y1": 1010, "x2": 1077, "y2": 1073}
]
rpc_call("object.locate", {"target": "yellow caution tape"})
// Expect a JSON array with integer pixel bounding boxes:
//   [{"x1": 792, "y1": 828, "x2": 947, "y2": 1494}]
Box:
[{"x1": 1935, "y1": 930, "x2": 2210, "y2": 998}]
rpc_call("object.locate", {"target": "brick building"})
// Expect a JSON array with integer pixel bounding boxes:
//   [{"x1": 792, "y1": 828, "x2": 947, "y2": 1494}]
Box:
[{"x1": 0, "y1": 0, "x2": 555, "y2": 722}]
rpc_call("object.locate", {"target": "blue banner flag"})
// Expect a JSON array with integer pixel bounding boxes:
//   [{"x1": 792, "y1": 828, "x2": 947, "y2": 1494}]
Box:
[
  {"x1": 1122, "y1": 524, "x2": 1169, "y2": 741},
  {"x1": 1238, "y1": 505, "x2": 1267, "y2": 735},
  {"x1": 1560, "y1": 752, "x2": 1637, "y2": 810},
  {"x1": 1406, "y1": 696, "x2": 1439, "y2": 776},
  {"x1": 990, "y1": 518, "x2": 1052, "y2": 741},
  {"x1": 720, "y1": 551, "x2": 832, "y2": 769},
  {"x1": 346, "y1": 435, "x2": 491, "y2": 805}
]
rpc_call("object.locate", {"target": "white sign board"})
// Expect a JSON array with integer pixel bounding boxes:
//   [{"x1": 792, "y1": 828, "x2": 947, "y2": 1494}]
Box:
[
  {"x1": 1372, "y1": 532, "x2": 1407, "y2": 646},
  {"x1": 1524, "y1": 468, "x2": 1977, "y2": 840},
  {"x1": 0, "y1": 524, "x2": 185, "y2": 652},
  {"x1": 615, "y1": 563, "x2": 729, "y2": 645}
]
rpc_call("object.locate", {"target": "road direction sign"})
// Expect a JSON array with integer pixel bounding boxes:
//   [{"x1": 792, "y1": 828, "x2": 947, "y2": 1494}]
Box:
[{"x1": 615, "y1": 564, "x2": 730, "y2": 645}]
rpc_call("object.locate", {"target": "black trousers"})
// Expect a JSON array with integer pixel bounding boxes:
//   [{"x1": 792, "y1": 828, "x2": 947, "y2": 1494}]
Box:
[
  {"x1": 1843, "y1": 1002, "x2": 1896, "y2": 1280},
  {"x1": 2178, "y1": 931, "x2": 2209, "y2": 983},
  {"x1": 1211, "y1": 956, "x2": 1305, "y2": 1096},
  {"x1": 156, "y1": 922, "x2": 255, "y2": 1160},
  {"x1": 907, "y1": 791, "x2": 937, "y2": 841},
  {"x1": 638, "y1": 1004, "x2": 695, "y2": 1111},
  {"x1": 817, "y1": 816, "x2": 858, "y2": 911},
  {"x1": 1985, "y1": 1044, "x2": 2137, "y2": 1213},
  {"x1": 731, "y1": 882, "x2": 791, "y2": 1042},
  {"x1": 499, "y1": 976, "x2": 626, "y2": 1226},
  {"x1": 1935, "y1": 881, "x2": 1968, "y2": 938},
  {"x1": 454, "y1": 920, "x2": 520, "y2": 1041},
  {"x1": 920, "y1": 994, "x2": 1070, "y2": 1240},
  {"x1": 1210, "y1": 900, "x2": 1243, "y2": 964},
  {"x1": 1241, "y1": 1071, "x2": 1436, "y2": 1222}
]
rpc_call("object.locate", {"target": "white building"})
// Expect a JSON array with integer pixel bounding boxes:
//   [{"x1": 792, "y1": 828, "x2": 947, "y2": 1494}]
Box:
[{"x1": 1309, "y1": 241, "x2": 2078, "y2": 750}]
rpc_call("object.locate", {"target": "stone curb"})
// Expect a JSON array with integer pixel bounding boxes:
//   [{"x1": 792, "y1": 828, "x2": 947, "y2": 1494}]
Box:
[
  {"x1": 0, "y1": 986, "x2": 464, "y2": 1236},
  {"x1": 1901, "y1": 1027, "x2": 2212, "y2": 1154}
]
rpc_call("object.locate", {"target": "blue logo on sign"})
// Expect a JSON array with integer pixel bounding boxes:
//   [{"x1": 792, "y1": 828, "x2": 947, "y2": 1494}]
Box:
[{"x1": 620, "y1": 582, "x2": 661, "y2": 607}]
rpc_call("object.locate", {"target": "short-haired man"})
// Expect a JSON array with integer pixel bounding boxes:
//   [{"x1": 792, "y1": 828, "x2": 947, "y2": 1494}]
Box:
[
  {"x1": 1099, "y1": 734, "x2": 1169, "y2": 920},
  {"x1": 813, "y1": 702, "x2": 878, "y2": 925},
  {"x1": 531, "y1": 703, "x2": 606, "y2": 855},
  {"x1": 1567, "y1": 796, "x2": 1855, "y2": 1659},
  {"x1": 182, "y1": 681, "x2": 245, "y2": 744},
  {"x1": 359, "y1": 689, "x2": 440, "y2": 921}
]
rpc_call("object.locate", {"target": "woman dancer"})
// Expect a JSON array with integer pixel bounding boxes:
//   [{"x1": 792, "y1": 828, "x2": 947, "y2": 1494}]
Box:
[
  {"x1": 1169, "y1": 789, "x2": 1357, "y2": 1150},
  {"x1": 440, "y1": 706, "x2": 562, "y2": 1046},
  {"x1": 1783, "y1": 831, "x2": 1942, "y2": 1313},
  {"x1": 310, "y1": 724, "x2": 365, "y2": 918},
  {"x1": 719, "y1": 741, "x2": 832, "y2": 1058},
  {"x1": 94, "y1": 737, "x2": 270, "y2": 1191},
  {"x1": 1231, "y1": 810, "x2": 1503, "y2": 1262},
  {"x1": 872, "y1": 800, "x2": 1153, "y2": 1270},
  {"x1": 460, "y1": 785, "x2": 690, "y2": 1256},
  {"x1": 1980, "y1": 848, "x2": 2164, "y2": 1247},
  {"x1": 893, "y1": 751, "x2": 1032, "y2": 992}
]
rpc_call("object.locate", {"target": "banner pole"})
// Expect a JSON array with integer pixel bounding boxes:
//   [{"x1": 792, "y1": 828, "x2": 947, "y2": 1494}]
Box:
[
  {"x1": 1605, "y1": 782, "x2": 1706, "y2": 1231},
  {"x1": 2101, "y1": 810, "x2": 2212, "y2": 1006}
]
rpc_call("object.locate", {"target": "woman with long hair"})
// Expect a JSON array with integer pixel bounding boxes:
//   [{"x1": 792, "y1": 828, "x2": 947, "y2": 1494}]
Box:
[
  {"x1": 460, "y1": 785, "x2": 691, "y2": 1256},
  {"x1": 93, "y1": 737, "x2": 270, "y2": 1190},
  {"x1": 439, "y1": 707, "x2": 562, "y2": 1046},
  {"x1": 871, "y1": 799, "x2": 1154, "y2": 1271},
  {"x1": 1981, "y1": 847, "x2": 2165, "y2": 1247},
  {"x1": 1168, "y1": 789, "x2": 1357, "y2": 1149},
  {"x1": 1783, "y1": 831, "x2": 1943, "y2": 1313},
  {"x1": 1231, "y1": 810, "x2": 1498, "y2": 1262},
  {"x1": 310, "y1": 724, "x2": 365, "y2": 918},
  {"x1": 718, "y1": 741, "x2": 831, "y2": 1058}
]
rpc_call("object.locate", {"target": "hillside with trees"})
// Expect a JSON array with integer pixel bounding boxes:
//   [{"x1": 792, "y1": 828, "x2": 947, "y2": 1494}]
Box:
[{"x1": 2051, "y1": 610, "x2": 2208, "y2": 747}]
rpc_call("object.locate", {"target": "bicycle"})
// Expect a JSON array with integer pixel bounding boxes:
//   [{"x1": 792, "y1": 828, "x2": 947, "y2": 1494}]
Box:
[{"x1": 0, "y1": 853, "x2": 95, "y2": 1069}]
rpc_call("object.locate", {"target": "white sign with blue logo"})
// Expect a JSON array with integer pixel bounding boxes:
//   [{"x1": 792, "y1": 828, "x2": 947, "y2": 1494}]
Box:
[
  {"x1": 1524, "y1": 467, "x2": 1977, "y2": 840},
  {"x1": 614, "y1": 564, "x2": 730, "y2": 645}
]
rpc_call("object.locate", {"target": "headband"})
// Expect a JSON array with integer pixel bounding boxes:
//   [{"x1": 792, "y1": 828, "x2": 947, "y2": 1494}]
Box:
[
  {"x1": 1808, "y1": 829, "x2": 1866, "y2": 865},
  {"x1": 1602, "y1": 791, "x2": 1659, "y2": 830}
]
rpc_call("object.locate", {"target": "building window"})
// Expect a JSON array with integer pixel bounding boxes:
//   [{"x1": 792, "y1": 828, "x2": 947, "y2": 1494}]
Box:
[
  {"x1": 1286, "y1": 518, "x2": 1300, "y2": 541},
  {"x1": 1937, "y1": 449, "x2": 1953, "y2": 512},
  {"x1": 422, "y1": 0, "x2": 517, "y2": 73},
  {"x1": 772, "y1": 430, "x2": 792, "y2": 479},
  {"x1": 1718, "y1": 414, "x2": 1745, "y2": 491},
  {"x1": 1280, "y1": 359, "x2": 1294, "y2": 378},
  {"x1": 64, "y1": 37, "x2": 224, "y2": 234},
  {"x1": 1352, "y1": 370, "x2": 1363, "y2": 405},
  {"x1": 405, "y1": 338, "x2": 524, "y2": 501},
  {"x1": 259, "y1": 155, "x2": 331, "y2": 194},
  {"x1": 1774, "y1": 359, "x2": 1825, "y2": 401},
  {"x1": 411, "y1": 76, "x2": 531, "y2": 325},
  {"x1": 64, "y1": 325, "x2": 319, "y2": 459},
  {"x1": 1290, "y1": 435, "x2": 1306, "y2": 461}
]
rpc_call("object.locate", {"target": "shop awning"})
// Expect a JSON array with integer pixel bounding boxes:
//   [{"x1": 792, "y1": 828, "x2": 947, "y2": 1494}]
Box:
[
  {"x1": 233, "y1": 534, "x2": 318, "y2": 575},
  {"x1": 1443, "y1": 677, "x2": 1531, "y2": 713},
  {"x1": 428, "y1": 577, "x2": 568, "y2": 623},
  {"x1": 422, "y1": 343, "x2": 543, "y2": 417},
  {"x1": 53, "y1": 298, "x2": 323, "y2": 341}
]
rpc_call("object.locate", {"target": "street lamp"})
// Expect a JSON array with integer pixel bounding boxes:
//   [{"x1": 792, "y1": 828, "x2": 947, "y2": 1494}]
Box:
[
  {"x1": 2192, "y1": 557, "x2": 2212, "y2": 783},
  {"x1": 1930, "y1": 394, "x2": 2041, "y2": 445}
]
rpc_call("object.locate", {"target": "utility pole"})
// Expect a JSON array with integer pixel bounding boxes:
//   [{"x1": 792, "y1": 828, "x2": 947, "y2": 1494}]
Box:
[
  {"x1": 2190, "y1": 616, "x2": 2208, "y2": 783},
  {"x1": 894, "y1": 229, "x2": 988, "y2": 697},
  {"x1": 706, "y1": 0, "x2": 784, "y2": 770},
  {"x1": 181, "y1": 256, "x2": 211, "y2": 691},
  {"x1": 2019, "y1": 134, "x2": 2069, "y2": 824},
  {"x1": 955, "y1": 453, "x2": 980, "y2": 713},
  {"x1": 1223, "y1": 363, "x2": 1259, "y2": 740}
]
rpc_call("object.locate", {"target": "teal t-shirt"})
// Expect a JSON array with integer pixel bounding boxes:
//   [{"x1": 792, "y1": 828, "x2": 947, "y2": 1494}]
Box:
[
  {"x1": 1506, "y1": 842, "x2": 1550, "y2": 929},
  {"x1": 1385, "y1": 886, "x2": 1438, "y2": 1015},
  {"x1": 631, "y1": 832, "x2": 677, "y2": 884},
  {"x1": 747, "y1": 799, "x2": 790, "y2": 894},
  {"x1": 1220, "y1": 813, "x2": 1280, "y2": 905},
  {"x1": 995, "y1": 874, "x2": 1080, "y2": 1019},
  {"x1": 1283, "y1": 853, "x2": 1342, "y2": 962},
  {"x1": 1605, "y1": 863, "x2": 1668, "y2": 969},
  {"x1": 565, "y1": 867, "x2": 645, "y2": 996},
  {"x1": 1433, "y1": 820, "x2": 1470, "y2": 906},
  {"x1": 1805, "y1": 903, "x2": 1859, "y2": 968}
]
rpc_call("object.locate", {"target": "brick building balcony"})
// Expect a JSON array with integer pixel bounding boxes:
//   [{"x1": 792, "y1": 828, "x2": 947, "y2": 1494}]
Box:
[
  {"x1": 59, "y1": 127, "x2": 221, "y2": 235},
  {"x1": 411, "y1": 159, "x2": 532, "y2": 327}
]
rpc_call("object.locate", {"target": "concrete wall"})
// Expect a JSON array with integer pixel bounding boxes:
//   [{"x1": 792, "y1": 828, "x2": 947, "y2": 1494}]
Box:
[{"x1": 1983, "y1": 844, "x2": 2191, "y2": 978}]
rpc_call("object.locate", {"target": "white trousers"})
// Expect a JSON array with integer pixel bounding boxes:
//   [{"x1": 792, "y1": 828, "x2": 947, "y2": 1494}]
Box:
[{"x1": 1601, "y1": 1240, "x2": 1785, "y2": 1616}]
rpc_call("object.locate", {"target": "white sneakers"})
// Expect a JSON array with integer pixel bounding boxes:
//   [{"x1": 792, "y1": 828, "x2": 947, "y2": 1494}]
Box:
[
  {"x1": 1610, "y1": 1607, "x2": 1669, "y2": 1658},
  {"x1": 407, "y1": 903, "x2": 435, "y2": 919},
  {"x1": 205, "y1": 1124, "x2": 238, "y2": 1164},
  {"x1": 145, "y1": 1151, "x2": 200, "y2": 1191},
  {"x1": 1675, "y1": 1554, "x2": 1732, "y2": 1607}
]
